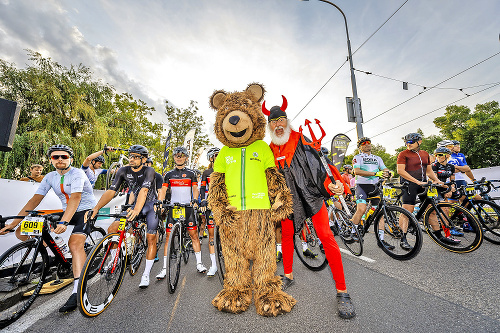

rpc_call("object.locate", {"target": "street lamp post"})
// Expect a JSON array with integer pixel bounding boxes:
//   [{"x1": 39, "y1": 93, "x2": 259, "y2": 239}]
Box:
[{"x1": 301, "y1": 0, "x2": 364, "y2": 139}]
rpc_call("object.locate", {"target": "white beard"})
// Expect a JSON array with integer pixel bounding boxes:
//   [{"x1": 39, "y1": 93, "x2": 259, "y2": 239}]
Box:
[{"x1": 269, "y1": 123, "x2": 292, "y2": 146}]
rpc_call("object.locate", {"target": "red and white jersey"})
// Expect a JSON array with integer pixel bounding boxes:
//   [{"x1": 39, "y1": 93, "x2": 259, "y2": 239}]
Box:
[
  {"x1": 199, "y1": 167, "x2": 213, "y2": 200},
  {"x1": 163, "y1": 167, "x2": 197, "y2": 204}
]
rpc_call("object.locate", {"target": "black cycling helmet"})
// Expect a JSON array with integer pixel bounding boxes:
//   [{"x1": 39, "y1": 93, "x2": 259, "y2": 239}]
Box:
[
  {"x1": 173, "y1": 146, "x2": 189, "y2": 158},
  {"x1": 92, "y1": 155, "x2": 105, "y2": 163},
  {"x1": 452, "y1": 140, "x2": 460, "y2": 145},
  {"x1": 207, "y1": 147, "x2": 220, "y2": 161},
  {"x1": 434, "y1": 147, "x2": 451, "y2": 155},
  {"x1": 128, "y1": 145, "x2": 148, "y2": 157},
  {"x1": 47, "y1": 144, "x2": 73, "y2": 157},
  {"x1": 145, "y1": 157, "x2": 153, "y2": 164},
  {"x1": 320, "y1": 147, "x2": 329, "y2": 155},
  {"x1": 403, "y1": 133, "x2": 422, "y2": 142},
  {"x1": 357, "y1": 137, "x2": 371, "y2": 147},
  {"x1": 343, "y1": 165, "x2": 353, "y2": 171}
]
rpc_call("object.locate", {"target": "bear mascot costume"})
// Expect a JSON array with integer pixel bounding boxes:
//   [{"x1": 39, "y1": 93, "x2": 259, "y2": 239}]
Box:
[{"x1": 208, "y1": 83, "x2": 297, "y2": 316}]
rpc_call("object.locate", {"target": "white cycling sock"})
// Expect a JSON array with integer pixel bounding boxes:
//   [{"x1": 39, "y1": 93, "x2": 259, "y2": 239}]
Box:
[
  {"x1": 378, "y1": 230, "x2": 385, "y2": 241},
  {"x1": 163, "y1": 256, "x2": 168, "y2": 269},
  {"x1": 143, "y1": 259, "x2": 154, "y2": 277},
  {"x1": 210, "y1": 253, "x2": 216, "y2": 267},
  {"x1": 195, "y1": 251, "x2": 202, "y2": 265},
  {"x1": 302, "y1": 242, "x2": 308, "y2": 252},
  {"x1": 72, "y1": 278, "x2": 79, "y2": 294},
  {"x1": 276, "y1": 243, "x2": 282, "y2": 252}
]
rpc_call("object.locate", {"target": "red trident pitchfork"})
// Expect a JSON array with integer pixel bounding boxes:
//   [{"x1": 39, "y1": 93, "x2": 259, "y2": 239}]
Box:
[{"x1": 299, "y1": 118, "x2": 325, "y2": 152}]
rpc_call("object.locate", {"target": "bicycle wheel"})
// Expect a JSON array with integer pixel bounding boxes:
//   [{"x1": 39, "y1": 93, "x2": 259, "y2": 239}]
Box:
[
  {"x1": 423, "y1": 202, "x2": 483, "y2": 253},
  {"x1": 373, "y1": 205, "x2": 422, "y2": 260},
  {"x1": 85, "y1": 226, "x2": 106, "y2": 254},
  {"x1": 105, "y1": 162, "x2": 121, "y2": 190},
  {"x1": 166, "y1": 224, "x2": 181, "y2": 293},
  {"x1": 129, "y1": 223, "x2": 147, "y2": 276},
  {"x1": 214, "y1": 226, "x2": 225, "y2": 285},
  {"x1": 182, "y1": 236, "x2": 190, "y2": 265},
  {"x1": 0, "y1": 240, "x2": 48, "y2": 329},
  {"x1": 472, "y1": 199, "x2": 500, "y2": 244},
  {"x1": 293, "y1": 219, "x2": 328, "y2": 271},
  {"x1": 334, "y1": 209, "x2": 363, "y2": 256},
  {"x1": 78, "y1": 233, "x2": 127, "y2": 317}
]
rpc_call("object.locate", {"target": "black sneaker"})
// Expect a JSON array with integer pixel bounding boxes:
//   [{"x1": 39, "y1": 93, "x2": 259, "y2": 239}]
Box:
[
  {"x1": 303, "y1": 248, "x2": 317, "y2": 258},
  {"x1": 280, "y1": 275, "x2": 294, "y2": 291},
  {"x1": 400, "y1": 238, "x2": 412, "y2": 251},
  {"x1": 276, "y1": 251, "x2": 283, "y2": 263},
  {"x1": 440, "y1": 236, "x2": 461, "y2": 245},
  {"x1": 59, "y1": 293, "x2": 77, "y2": 313},
  {"x1": 378, "y1": 239, "x2": 395, "y2": 250}
]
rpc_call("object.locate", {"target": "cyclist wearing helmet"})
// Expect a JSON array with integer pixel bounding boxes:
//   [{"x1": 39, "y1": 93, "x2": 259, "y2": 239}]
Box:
[
  {"x1": 1, "y1": 144, "x2": 97, "y2": 313},
  {"x1": 81, "y1": 147, "x2": 115, "y2": 188},
  {"x1": 448, "y1": 140, "x2": 476, "y2": 188},
  {"x1": 157, "y1": 146, "x2": 207, "y2": 278},
  {"x1": 88, "y1": 144, "x2": 163, "y2": 289},
  {"x1": 351, "y1": 138, "x2": 394, "y2": 248},
  {"x1": 397, "y1": 133, "x2": 443, "y2": 247},
  {"x1": 198, "y1": 146, "x2": 220, "y2": 276},
  {"x1": 341, "y1": 165, "x2": 354, "y2": 187}
]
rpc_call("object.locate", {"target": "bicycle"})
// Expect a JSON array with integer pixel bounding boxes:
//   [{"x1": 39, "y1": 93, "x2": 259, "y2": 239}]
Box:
[
  {"x1": 293, "y1": 218, "x2": 328, "y2": 271},
  {"x1": 458, "y1": 181, "x2": 500, "y2": 245},
  {"x1": 163, "y1": 202, "x2": 195, "y2": 294},
  {"x1": 414, "y1": 182, "x2": 483, "y2": 253},
  {"x1": 361, "y1": 179, "x2": 423, "y2": 260},
  {"x1": 327, "y1": 197, "x2": 363, "y2": 256},
  {"x1": 104, "y1": 145, "x2": 129, "y2": 191},
  {"x1": 0, "y1": 211, "x2": 104, "y2": 329},
  {"x1": 77, "y1": 207, "x2": 148, "y2": 317},
  {"x1": 214, "y1": 225, "x2": 225, "y2": 285}
]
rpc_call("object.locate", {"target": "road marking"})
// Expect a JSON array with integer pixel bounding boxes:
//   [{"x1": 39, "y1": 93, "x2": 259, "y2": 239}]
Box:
[
  {"x1": 339, "y1": 248, "x2": 376, "y2": 263},
  {"x1": 167, "y1": 276, "x2": 187, "y2": 331}
]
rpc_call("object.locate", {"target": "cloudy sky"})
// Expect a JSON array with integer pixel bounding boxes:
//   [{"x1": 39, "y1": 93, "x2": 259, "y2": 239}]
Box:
[{"x1": 1, "y1": 0, "x2": 499, "y2": 161}]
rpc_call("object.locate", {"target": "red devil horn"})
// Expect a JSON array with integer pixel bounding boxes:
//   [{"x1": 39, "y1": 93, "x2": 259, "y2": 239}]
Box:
[
  {"x1": 262, "y1": 101, "x2": 270, "y2": 116},
  {"x1": 280, "y1": 95, "x2": 288, "y2": 112}
]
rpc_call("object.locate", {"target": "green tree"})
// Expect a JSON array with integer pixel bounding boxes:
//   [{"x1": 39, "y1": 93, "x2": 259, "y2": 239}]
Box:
[
  {"x1": 163, "y1": 101, "x2": 210, "y2": 169},
  {"x1": 433, "y1": 101, "x2": 500, "y2": 168},
  {"x1": 0, "y1": 50, "x2": 164, "y2": 180}
]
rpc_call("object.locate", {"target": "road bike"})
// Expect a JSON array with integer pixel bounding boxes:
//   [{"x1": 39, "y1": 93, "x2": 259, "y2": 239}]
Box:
[
  {"x1": 414, "y1": 182, "x2": 482, "y2": 253},
  {"x1": 361, "y1": 179, "x2": 423, "y2": 260},
  {"x1": 77, "y1": 206, "x2": 148, "y2": 317},
  {"x1": 327, "y1": 196, "x2": 363, "y2": 256},
  {"x1": 0, "y1": 211, "x2": 104, "y2": 328},
  {"x1": 293, "y1": 217, "x2": 328, "y2": 271}
]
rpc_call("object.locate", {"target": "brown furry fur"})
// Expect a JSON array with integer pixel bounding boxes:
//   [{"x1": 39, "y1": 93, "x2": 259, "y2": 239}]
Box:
[{"x1": 208, "y1": 83, "x2": 296, "y2": 316}]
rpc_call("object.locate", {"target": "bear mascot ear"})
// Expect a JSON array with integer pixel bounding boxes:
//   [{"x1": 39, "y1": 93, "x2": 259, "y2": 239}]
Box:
[
  {"x1": 210, "y1": 90, "x2": 227, "y2": 110},
  {"x1": 245, "y1": 83, "x2": 265, "y2": 103}
]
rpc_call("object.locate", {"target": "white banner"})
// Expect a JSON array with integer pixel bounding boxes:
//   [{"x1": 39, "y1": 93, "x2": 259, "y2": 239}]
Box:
[{"x1": 183, "y1": 128, "x2": 196, "y2": 167}]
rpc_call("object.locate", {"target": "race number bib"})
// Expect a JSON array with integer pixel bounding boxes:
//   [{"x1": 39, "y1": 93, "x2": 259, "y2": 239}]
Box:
[
  {"x1": 383, "y1": 187, "x2": 396, "y2": 199},
  {"x1": 172, "y1": 207, "x2": 186, "y2": 219},
  {"x1": 427, "y1": 188, "x2": 438, "y2": 197},
  {"x1": 465, "y1": 186, "x2": 477, "y2": 198},
  {"x1": 326, "y1": 199, "x2": 334, "y2": 206},
  {"x1": 117, "y1": 218, "x2": 127, "y2": 231},
  {"x1": 20, "y1": 217, "x2": 44, "y2": 236}
]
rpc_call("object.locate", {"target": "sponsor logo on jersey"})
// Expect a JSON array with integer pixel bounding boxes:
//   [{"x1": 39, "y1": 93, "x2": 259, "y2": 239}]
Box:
[
  {"x1": 226, "y1": 156, "x2": 236, "y2": 164},
  {"x1": 253, "y1": 152, "x2": 258, "y2": 158}
]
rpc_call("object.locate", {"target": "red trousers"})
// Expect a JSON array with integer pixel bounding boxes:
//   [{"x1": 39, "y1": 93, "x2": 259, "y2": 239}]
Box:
[{"x1": 281, "y1": 203, "x2": 347, "y2": 291}]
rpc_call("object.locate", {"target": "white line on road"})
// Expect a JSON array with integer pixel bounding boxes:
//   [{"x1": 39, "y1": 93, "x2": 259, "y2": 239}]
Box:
[{"x1": 339, "y1": 248, "x2": 376, "y2": 263}]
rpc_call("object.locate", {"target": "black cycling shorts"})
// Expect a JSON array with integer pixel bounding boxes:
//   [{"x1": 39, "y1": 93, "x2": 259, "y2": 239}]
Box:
[
  {"x1": 133, "y1": 201, "x2": 159, "y2": 234},
  {"x1": 167, "y1": 206, "x2": 196, "y2": 231},
  {"x1": 53, "y1": 209, "x2": 91, "y2": 235},
  {"x1": 355, "y1": 184, "x2": 380, "y2": 206},
  {"x1": 205, "y1": 211, "x2": 215, "y2": 229},
  {"x1": 402, "y1": 181, "x2": 426, "y2": 205}
]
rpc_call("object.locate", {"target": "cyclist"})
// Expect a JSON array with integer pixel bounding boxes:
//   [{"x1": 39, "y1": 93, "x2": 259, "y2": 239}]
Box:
[
  {"x1": 143, "y1": 157, "x2": 164, "y2": 262},
  {"x1": 351, "y1": 137, "x2": 394, "y2": 248},
  {"x1": 267, "y1": 103, "x2": 355, "y2": 319},
  {"x1": 341, "y1": 165, "x2": 354, "y2": 191},
  {"x1": 87, "y1": 145, "x2": 162, "y2": 289},
  {"x1": 448, "y1": 140, "x2": 477, "y2": 188},
  {"x1": 0, "y1": 144, "x2": 97, "y2": 313},
  {"x1": 81, "y1": 147, "x2": 115, "y2": 188},
  {"x1": 156, "y1": 146, "x2": 207, "y2": 278},
  {"x1": 199, "y1": 147, "x2": 220, "y2": 276},
  {"x1": 397, "y1": 133, "x2": 444, "y2": 248},
  {"x1": 19, "y1": 164, "x2": 44, "y2": 182}
]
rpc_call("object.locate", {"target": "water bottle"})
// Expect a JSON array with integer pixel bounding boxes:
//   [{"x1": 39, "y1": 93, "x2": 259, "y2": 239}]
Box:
[
  {"x1": 54, "y1": 236, "x2": 70, "y2": 258},
  {"x1": 366, "y1": 207, "x2": 376, "y2": 219},
  {"x1": 126, "y1": 233, "x2": 136, "y2": 254},
  {"x1": 413, "y1": 206, "x2": 420, "y2": 216}
]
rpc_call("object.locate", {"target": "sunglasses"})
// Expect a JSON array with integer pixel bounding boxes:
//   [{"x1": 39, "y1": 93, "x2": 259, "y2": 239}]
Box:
[
  {"x1": 51, "y1": 154, "x2": 70, "y2": 160},
  {"x1": 174, "y1": 154, "x2": 186, "y2": 158},
  {"x1": 435, "y1": 153, "x2": 447, "y2": 157},
  {"x1": 129, "y1": 154, "x2": 143, "y2": 160},
  {"x1": 405, "y1": 140, "x2": 416, "y2": 145},
  {"x1": 359, "y1": 141, "x2": 371, "y2": 146}
]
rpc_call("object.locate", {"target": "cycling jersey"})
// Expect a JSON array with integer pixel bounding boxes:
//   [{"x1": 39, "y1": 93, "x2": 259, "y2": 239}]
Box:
[
  {"x1": 199, "y1": 167, "x2": 213, "y2": 200},
  {"x1": 163, "y1": 167, "x2": 197, "y2": 205},
  {"x1": 81, "y1": 165, "x2": 107, "y2": 187},
  {"x1": 432, "y1": 161, "x2": 455, "y2": 182},
  {"x1": 352, "y1": 153, "x2": 387, "y2": 185},
  {"x1": 449, "y1": 152, "x2": 467, "y2": 181},
  {"x1": 109, "y1": 166, "x2": 157, "y2": 203},
  {"x1": 35, "y1": 167, "x2": 96, "y2": 211},
  {"x1": 397, "y1": 149, "x2": 430, "y2": 182},
  {"x1": 154, "y1": 172, "x2": 163, "y2": 193},
  {"x1": 214, "y1": 140, "x2": 276, "y2": 211}
]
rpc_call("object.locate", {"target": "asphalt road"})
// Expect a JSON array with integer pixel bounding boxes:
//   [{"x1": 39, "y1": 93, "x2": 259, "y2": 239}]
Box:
[{"x1": 3, "y1": 232, "x2": 500, "y2": 333}]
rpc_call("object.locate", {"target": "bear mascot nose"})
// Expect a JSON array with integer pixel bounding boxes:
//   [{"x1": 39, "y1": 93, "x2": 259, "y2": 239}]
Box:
[{"x1": 229, "y1": 115, "x2": 240, "y2": 125}]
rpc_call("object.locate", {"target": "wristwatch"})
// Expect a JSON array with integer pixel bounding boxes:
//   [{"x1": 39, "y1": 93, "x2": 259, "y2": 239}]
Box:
[{"x1": 58, "y1": 221, "x2": 69, "y2": 226}]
